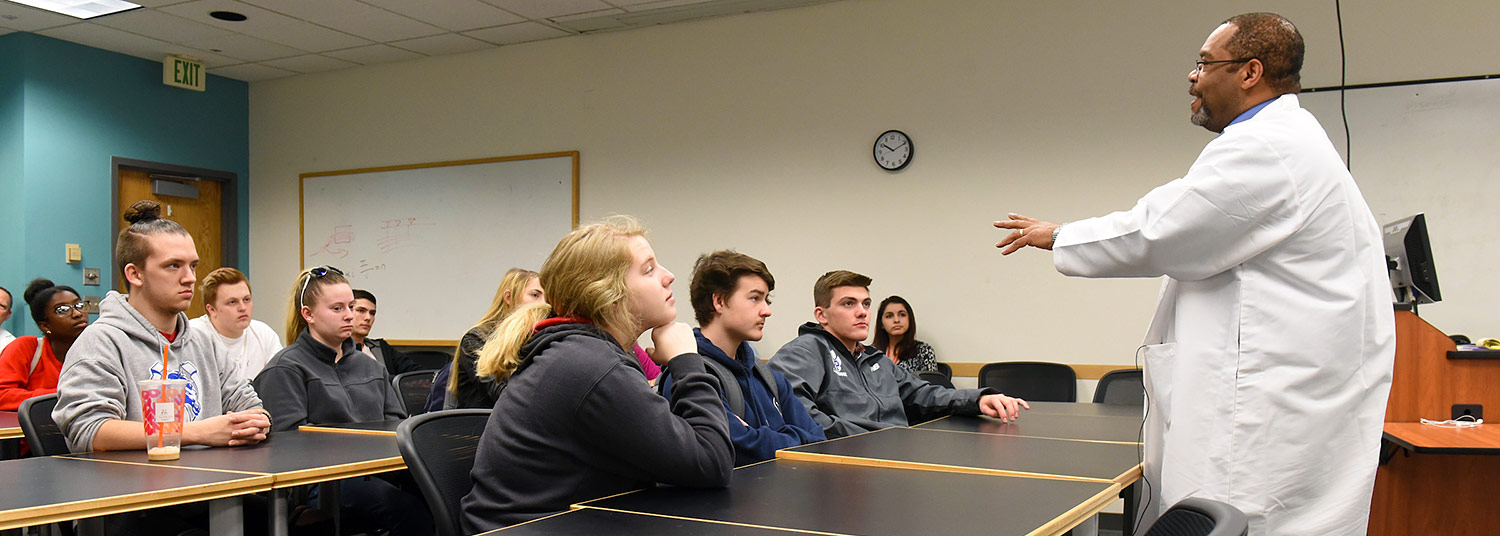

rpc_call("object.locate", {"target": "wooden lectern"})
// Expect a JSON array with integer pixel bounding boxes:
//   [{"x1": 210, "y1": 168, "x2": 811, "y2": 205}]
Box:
[{"x1": 1368, "y1": 311, "x2": 1500, "y2": 536}]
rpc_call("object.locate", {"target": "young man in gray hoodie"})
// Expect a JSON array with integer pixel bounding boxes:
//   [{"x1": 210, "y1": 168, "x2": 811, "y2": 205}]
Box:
[
  {"x1": 770, "y1": 270, "x2": 1028, "y2": 438},
  {"x1": 54, "y1": 202, "x2": 269, "y2": 455}
]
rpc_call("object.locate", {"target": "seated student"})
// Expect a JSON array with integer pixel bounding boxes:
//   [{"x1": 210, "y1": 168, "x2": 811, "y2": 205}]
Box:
[
  {"x1": 0, "y1": 285, "x2": 15, "y2": 350},
  {"x1": 188, "y1": 267, "x2": 283, "y2": 385},
  {"x1": 873, "y1": 295, "x2": 939, "y2": 373},
  {"x1": 439, "y1": 268, "x2": 543, "y2": 410},
  {"x1": 0, "y1": 279, "x2": 89, "y2": 412},
  {"x1": 460, "y1": 216, "x2": 733, "y2": 532},
  {"x1": 770, "y1": 270, "x2": 1028, "y2": 439},
  {"x1": 254, "y1": 266, "x2": 431, "y2": 536},
  {"x1": 52, "y1": 201, "x2": 271, "y2": 535},
  {"x1": 349, "y1": 289, "x2": 422, "y2": 377},
  {"x1": 660, "y1": 251, "x2": 825, "y2": 465}
]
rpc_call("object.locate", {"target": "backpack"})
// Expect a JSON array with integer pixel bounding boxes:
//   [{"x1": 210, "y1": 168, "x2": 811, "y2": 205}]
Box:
[
  {"x1": 660, "y1": 355, "x2": 780, "y2": 422},
  {"x1": 28, "y1": 338, "x2": 45, "y2": 378}
]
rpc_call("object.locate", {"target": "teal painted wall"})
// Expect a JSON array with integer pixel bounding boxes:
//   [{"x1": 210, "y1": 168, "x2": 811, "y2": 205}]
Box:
[{"x1": 0, "y1": 33, "x2": 249, "y2": 338}]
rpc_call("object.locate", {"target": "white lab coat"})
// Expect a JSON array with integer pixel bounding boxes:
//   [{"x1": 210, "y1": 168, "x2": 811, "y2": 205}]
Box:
[{"x1": 1054, "y1": 94, "x2": 1395, "y2": 535}]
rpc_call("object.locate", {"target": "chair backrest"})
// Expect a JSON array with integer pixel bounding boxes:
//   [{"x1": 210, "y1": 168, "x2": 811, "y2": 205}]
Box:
[
  {"x1": 403, "y1": 350, "x2": 453, "y2": 371},
  {"x1": 934, "y1": 362, "x2": 953, "y2": 379},
  {"x1": 1093, "y1": 369, "x2": 1145, "y2": 406},
  {"x1": 1143, "y1": 497, "x2": 1249, "y2": 536},
  {"x1": 917, "y1": 371, "x2": 954, "y2": 389},
  {"x1": 393, "y1": 370, "x2": 437, "y2": 417},
  {"x1": 396, "y1": 409, "x2": 492, "y2": 536},
  {"x1": 19, "y1": 393, "x2": 70, "y2": 456},
  {"x1": 976, "y1": 361, "x2": 1076, "y2": 402}
]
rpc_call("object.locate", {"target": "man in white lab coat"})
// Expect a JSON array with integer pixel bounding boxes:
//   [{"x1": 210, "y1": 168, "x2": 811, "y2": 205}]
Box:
[{"x1": 994, "y1": 13, "x2": 1395, "y2": 536}]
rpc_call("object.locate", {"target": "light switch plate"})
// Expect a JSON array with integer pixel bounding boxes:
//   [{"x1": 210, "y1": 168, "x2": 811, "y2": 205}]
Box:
[{"x1": 83, "y1": 268, "x2": 101, "y2": 286}]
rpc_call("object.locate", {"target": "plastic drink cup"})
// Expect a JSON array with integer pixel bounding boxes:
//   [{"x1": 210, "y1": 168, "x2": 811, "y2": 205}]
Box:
[{"x1": 140, "y1": 379, "x2": 187, "y2": 461}]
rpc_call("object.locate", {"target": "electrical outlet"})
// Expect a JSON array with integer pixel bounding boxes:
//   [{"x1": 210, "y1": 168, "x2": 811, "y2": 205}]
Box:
[
  {"x1": 83, "y1": 296, "x2": 102, "y2": 315},
  {"x1": 1452, "y1": 404, "x2": 1483, "y2": 421}
]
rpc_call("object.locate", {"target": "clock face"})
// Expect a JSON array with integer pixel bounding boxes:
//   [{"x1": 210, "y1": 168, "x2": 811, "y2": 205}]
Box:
[{"x1": 874, "y1": 130, "x2": 912, "y2": 171}]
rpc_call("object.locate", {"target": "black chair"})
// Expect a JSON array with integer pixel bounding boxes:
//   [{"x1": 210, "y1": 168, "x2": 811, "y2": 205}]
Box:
[
  {"x1": 393, "y1": 370, "x2": 437, "y2": 417},
  {"x1": 917, "y1": 371, "x2": 954, "y2": 389},
  {"x1": 1142, "y1": 497, "x2": 1249, "y2": 536},
  {"x1": 977, "y1": 361, "x2": 1076, "y2": 402},
  {"x1": 396, "y1": 409, "x2": 492, "y2": 536},
  {"x1": 19, "y1": 393, "x2": 70, "y2": 456},
  {"x1": 934, "y1": 361, "x2": 953, "y2": 379},
  {"x1": 1093, "y1": 369, "x2": 1145, "y2": 406},
  {"x1": 403, "y1": 350, "x2": 454, "y2": 371}
]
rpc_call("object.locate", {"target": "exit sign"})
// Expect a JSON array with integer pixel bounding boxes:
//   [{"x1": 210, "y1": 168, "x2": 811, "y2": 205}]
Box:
[{"x1": 163, "y1": 55, "x2": 205, "y2": 91}]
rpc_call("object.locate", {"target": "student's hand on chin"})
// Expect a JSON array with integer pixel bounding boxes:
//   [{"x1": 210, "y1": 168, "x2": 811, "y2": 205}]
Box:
[{"x1": 649, "y1": 322, "x2": 695, "y2": 365}]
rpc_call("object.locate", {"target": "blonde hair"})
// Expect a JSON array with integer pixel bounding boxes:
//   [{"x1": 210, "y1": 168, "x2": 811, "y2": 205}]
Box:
[
  {"x1": 200, "y1": 267, "x2": 250, "y2": 307},
  {"x1": 448, "y1": 268, "x2": 538, "y2": 392},
  {"x1": 476, "y1": 216, "x2": 646, "y2": 382},
  {"x1": 284, "y1": 266, "x2": 350, "y2": 343}
]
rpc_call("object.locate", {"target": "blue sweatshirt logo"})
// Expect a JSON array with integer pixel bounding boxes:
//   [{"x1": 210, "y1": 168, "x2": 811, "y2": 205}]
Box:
[{"x1": 150, "y1": 361, "x2": 203, "y2": 421}]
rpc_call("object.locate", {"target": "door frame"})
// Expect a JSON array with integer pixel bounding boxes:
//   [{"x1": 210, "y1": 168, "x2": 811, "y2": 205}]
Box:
[{"x1": 110, "y1": 157, "x2": 240, "y2": 281}]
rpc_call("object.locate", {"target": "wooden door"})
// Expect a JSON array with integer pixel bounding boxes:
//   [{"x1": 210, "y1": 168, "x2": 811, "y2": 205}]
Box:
[{"x1": 117, "y1": 168, "x2": 223, "y2": 320}]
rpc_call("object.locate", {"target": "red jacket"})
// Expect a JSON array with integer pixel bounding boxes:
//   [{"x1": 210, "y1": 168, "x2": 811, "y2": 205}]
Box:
[{"x1": 0, "y1": 336, "x2": 63, "y2": 411}]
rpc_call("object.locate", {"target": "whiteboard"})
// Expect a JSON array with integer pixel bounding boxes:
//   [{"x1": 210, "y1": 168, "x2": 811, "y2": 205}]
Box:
[{"x1": 300, "y1": 152, "x2": 578, "y2": 343}]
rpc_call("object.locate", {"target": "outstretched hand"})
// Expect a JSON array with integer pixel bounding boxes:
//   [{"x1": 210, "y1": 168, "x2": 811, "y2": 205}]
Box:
[{"x1": 993, "y1": 213, "x2": 1059, "y2": 255}]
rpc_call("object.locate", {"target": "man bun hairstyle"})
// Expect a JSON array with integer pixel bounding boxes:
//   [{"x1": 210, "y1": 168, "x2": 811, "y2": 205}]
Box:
[
  {"x1": 116, "y1": 200, "x2": 191, "y2": 285},
  {"x1": 1223, "y1": 12, "x2": 1304, "y2": 94},
  {"x1": 813, "y1": 270, "x2": 872, "y2": 309},
  {"x1": 24, "y1": 278, "x2": 80, "y2": 324},
  {"x1": 689, "y1": 250, "x2": 775, "y2": 326}
]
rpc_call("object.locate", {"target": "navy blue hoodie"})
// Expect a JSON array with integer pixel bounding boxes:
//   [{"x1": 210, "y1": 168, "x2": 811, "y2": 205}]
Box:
[{"x1": 660, "y1": 329, "x2": 826, "y2": 466}]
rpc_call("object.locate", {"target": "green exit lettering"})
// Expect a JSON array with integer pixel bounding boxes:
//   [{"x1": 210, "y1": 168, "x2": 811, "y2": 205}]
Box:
[{"x1": 175, "y1": 59, "x2": 199, "y2": 86}]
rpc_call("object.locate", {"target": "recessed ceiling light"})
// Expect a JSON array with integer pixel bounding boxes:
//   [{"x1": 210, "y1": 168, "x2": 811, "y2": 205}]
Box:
[
  {"x1": 209, "y1": 10, "x2": 247, "y2": 22},
  {"x1": 8, "y1": 0, "x2": 140, "y2": 19}
]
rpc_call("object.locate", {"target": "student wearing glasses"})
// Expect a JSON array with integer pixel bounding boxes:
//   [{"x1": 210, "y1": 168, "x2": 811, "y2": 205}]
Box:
[
  {"x1": 461, "y1": 216, "x2": 733, "y2": 532},
  {"x1": 254, "y1": 265, "x2": 431, "y2": 536},
  {"x1": 0, "y1": 279, "x2": 89, "y2": 412},
  {"x1": 52, "y1": 201, "x2": 271, "y2": 534},
  {"x1": 0, "y1": 285, "x2": 15, "y2": 351}
]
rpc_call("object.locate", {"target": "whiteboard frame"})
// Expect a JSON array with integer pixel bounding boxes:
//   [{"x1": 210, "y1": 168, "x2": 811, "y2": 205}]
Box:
[{"x1": 298, "y1": 151, "x2": 579, "y2": 346}]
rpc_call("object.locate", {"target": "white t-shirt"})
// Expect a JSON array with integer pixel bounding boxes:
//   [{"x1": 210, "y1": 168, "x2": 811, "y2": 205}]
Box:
[
  {"x1": 188, "y1": 315, "x2": 284, "y2": 384},
  {"x1": 0, "y1": 328, "x2": 14, "y2": 352}
]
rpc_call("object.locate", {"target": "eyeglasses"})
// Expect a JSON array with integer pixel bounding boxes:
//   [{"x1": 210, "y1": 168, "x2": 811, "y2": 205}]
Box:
[
  {"x1": 54, "y1": 302, "x2": 87, "y2": 316},
  {"x1": 298, "y1": 265, "x2": 345, "y2": 307},
  {"x1": 1194, "y1": 57, "x2": 1254, "y2": 73}
]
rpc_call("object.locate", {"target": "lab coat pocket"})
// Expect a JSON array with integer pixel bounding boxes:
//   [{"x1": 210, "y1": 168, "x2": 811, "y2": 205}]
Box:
[{"x1": 1142, "y1": 342, "x2": 1176, "y2": 422}]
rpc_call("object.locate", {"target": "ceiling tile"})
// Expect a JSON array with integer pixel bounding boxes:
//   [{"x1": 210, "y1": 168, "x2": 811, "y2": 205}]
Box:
[
  {"x1": 550, "y1": 8, "x2": 624, "y2": 23},
  {"x1": 614, "y1": 0, "x2": 720, "y2": 11},
  {"x1": 479, "y1": 0, "x2": 612, "y2": 20},
  {"x1": 89, "y1": 8, "x2": 236, "y2": 44},
  {"x1": 180, "y1": 32, "x2": 305, "y2": 61},
  {"x1": 261, "y1": 53, "x2": 358, "y2": 73},
  {"x1": 360, "y1": 0, "x2": 523, "y2": 32},
  {"x1": 388, "y1": 33, "x2": 493, "y2": 56},
  {"x1": 322, "y1": 43, "x2": 423, "y2": 65},
  {"x1": 208, "y1": 62, "x2": 296, "y2": 81},
  {"x1": 37, "y1": 23, "x2": 172, "y2": 61},
  {"x1": 160, "y1": 0, "x2": 370, "y2": 51},
  {"x1": 239, "y1": 0, "x2": 444, "y2": 41},
  {"x1": 463, "y1": 21, "x2": 570, "y2": 46},
  {"x1": 0, "y1": 2, "x2": 83, "y2": 32}
]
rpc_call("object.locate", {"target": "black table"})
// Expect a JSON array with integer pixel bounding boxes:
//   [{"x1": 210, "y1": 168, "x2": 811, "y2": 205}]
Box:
[
  {"x1": 0, "y1": 455, "x2": 270, "y2": 532},
  {"x1": 299, "y1": 419, "x2": 404, "y2": 436},
  {"x1": 577, "y1": 460, "x2": 1119, "y2": 536},
  {"x1": 71, "y1": 429, "x2": 405, "y2": 536},
  {"x1": 484, "y1": 508, "x2": 810, "y2": 535},
  {"x1": 914, "y1": 413, "x2": 1143, "y2": 444},
  {"x1": 1007, "y1": 400, "x2": 1144, "y2": 419},
  {"x1": 779, "y1": 427, "x2": 1141, "y2": 486}
]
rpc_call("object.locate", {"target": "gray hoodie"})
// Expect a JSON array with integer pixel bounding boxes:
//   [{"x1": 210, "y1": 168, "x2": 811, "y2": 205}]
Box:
[
  {"x1": 770, "y1": 321, "x2": 994, "y2": 438},
  {"x1": 53, "y1": 291, "x2": 262, "y2": 453}
]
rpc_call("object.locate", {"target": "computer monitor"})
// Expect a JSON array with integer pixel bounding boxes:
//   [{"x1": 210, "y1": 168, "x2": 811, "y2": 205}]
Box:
[{"x1": 1382, "y1": 213, "x2": 1441, "y2": 308}]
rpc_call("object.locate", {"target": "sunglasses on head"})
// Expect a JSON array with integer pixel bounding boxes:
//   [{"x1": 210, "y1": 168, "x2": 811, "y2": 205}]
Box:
[{"x1": 298, "y1": 266, "x2": 345, "y2": 307}]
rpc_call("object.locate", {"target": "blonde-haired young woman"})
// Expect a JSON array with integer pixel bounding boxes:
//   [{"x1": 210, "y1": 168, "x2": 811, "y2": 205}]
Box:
[
  {"x1": 439, "y1": 268, "x2": 543, "y2": 409},
  {"x1": 460, "y1": 217, "x2": 733, "y2": 532}
]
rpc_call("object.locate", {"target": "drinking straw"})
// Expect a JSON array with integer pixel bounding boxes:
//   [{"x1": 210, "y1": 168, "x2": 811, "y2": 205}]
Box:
[{"x1": 159, "y1": 342, "x2": 167, "y2": 449}]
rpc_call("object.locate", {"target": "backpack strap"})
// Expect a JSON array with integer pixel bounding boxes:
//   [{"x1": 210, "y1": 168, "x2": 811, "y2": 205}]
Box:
[
  {"x1": 28, "y1": 338, "x2": 45, "y2": 378},
  {"x1": 701, "y1": 358, "x2": 746, "y2": 421},
  {"x1": 750, "y1": 362, "x2": 780, "y2": 413}
]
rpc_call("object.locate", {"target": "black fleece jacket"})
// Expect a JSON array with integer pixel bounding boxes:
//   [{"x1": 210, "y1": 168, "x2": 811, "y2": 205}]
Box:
[
  {"x1": 254, "y1": 330, "x2": 406, "y2": 432},
  {"x1": 460, "y1": 322, "x2": 733, "y2": 532}
]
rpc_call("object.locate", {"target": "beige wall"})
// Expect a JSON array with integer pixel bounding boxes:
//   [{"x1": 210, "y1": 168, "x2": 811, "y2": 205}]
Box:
[{"x1": 249, "y1": 0, "x2": 1500, "y2": 367}]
